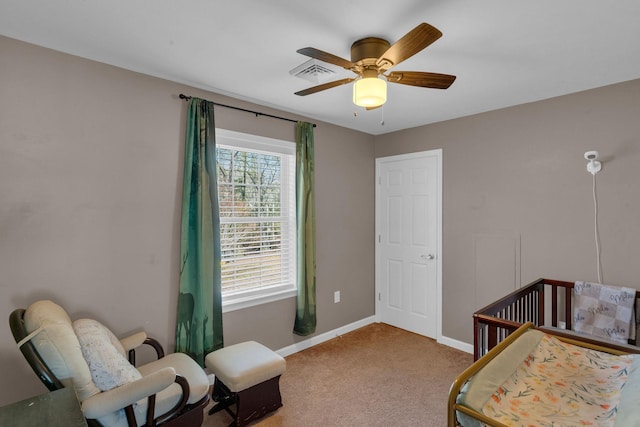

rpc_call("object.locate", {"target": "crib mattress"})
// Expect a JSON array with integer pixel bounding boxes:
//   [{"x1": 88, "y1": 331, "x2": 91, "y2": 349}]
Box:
[{"x1": 455, "y1": 329, "x2": 640, "y2": 427}]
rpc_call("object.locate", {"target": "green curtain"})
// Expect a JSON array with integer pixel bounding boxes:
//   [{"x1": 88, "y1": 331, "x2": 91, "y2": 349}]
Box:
[
  {"x1": 293, "y1": 121, "x2": 317, "y2": 336},
  {"x1": 175, "y1": 98, "x2": 223, "y2": 366}
]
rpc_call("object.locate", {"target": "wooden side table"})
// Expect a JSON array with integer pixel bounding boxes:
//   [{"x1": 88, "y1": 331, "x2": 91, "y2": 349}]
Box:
[{"x1": 0, "y1": 387, "x2": 87, "y2": 426}]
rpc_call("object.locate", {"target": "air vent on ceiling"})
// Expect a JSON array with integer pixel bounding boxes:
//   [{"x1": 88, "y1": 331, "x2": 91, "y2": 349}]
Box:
[{"x1": 289, "y1": 59, "x2": 341, "y2": 84}]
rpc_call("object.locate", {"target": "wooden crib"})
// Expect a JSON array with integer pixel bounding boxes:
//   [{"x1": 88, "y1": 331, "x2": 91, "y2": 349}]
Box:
[{"x1": 473, "y1": 278, "x2": 640, "y2": 360}]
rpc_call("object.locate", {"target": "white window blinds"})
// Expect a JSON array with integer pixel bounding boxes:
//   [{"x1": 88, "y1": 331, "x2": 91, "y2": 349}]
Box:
[{"x1": 216, "y1": 130, "x2": 296, "y2": 302}]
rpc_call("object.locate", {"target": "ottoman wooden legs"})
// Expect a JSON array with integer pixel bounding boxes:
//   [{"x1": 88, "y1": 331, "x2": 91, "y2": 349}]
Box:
[{"x1": 209, "y1": 375, "x2": 283, "y2": 426}]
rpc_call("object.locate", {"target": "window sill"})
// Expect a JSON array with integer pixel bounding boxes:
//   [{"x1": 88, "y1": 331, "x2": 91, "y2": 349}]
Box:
[{"x1": 222, "y1": 288, "x2": 297, "y2": 313}]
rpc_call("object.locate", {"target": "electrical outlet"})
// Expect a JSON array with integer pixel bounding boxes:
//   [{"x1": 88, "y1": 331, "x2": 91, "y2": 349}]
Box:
[{"x1": 334, "y1": 291, "x2": 341, "y2": 303}]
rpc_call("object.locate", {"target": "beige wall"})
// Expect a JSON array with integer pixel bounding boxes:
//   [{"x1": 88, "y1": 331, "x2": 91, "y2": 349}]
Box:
[
  {"x1": 375, "y1": 79, "x2": 640, "y2": 343},
  {"x1": 0, "y1": 36, "x2": 375, "y2": 405},
  {"x1": 3, "y1": 33, "x2": 640, "y2": 407}
]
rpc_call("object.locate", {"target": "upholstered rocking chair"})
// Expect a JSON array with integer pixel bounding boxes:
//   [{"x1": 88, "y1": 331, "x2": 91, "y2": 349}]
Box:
[{"x1": 9, "y1": 300, "x2": 210, "y2": 427}]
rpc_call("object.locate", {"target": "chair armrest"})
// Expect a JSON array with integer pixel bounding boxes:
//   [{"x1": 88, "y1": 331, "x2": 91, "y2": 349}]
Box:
[
  {"x1": 81, "y1": 367, "x2": 176, "y2": 419},
  {"x1": 119, "y1": 331, "x2": 148, "y2": 353},
  {"x1": 121, "y1": 332, "x2": 165, "y2": 365}
]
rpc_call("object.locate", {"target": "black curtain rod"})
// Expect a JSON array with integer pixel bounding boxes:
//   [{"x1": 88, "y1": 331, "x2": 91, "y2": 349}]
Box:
[{"x1": 179, "y1": 94, "x2": 316, "y2": 127}]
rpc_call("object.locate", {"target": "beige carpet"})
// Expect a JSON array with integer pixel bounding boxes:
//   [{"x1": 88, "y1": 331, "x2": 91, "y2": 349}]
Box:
[{"x1": 203, "y1": 323, "x2": 472, "y2": 427}]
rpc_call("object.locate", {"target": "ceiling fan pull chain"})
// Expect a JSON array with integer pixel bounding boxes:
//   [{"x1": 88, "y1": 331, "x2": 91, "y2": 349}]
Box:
[{"x1": 380, "y1": 106, "x2": 385, "y2": 126}]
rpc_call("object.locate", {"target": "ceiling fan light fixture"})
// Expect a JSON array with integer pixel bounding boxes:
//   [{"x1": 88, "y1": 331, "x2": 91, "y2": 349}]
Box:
[{"x1": 353, "y1": 76, "x2": 387, "y2": 108}]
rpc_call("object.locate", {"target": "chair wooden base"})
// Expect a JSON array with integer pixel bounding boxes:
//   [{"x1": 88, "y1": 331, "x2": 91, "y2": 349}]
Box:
[
  {"x1": 162, "y1": 395, "x2": 209, "y2": 427},
  {"x1": 209, "y1": 376, "x2": 282, "y2": 427}
]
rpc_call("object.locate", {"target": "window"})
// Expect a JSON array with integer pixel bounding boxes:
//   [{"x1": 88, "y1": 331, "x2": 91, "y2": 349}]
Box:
[{"x1": 216, "y1": 129, "x2": 296, "y2": 311}]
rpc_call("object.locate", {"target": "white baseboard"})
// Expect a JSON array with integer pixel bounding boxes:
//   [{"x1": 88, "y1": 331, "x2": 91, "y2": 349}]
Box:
[
  {"x1": 276, "y1": 316, "x2": 376, "y2": 357},
  {"x1": 438, "y1": 335, "x2": 473, "y2": 354}
]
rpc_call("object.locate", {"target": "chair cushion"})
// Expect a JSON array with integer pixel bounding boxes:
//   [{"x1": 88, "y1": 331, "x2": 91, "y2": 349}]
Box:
[
  {"x1": 73, "y1": 319, "x2": 142, "y2": 391},
  {"x1": 96, "y1": 353, "x2": 211, "y2": 427},
  {"x1": 205, "y1": 341, "x2": 286, "y2": 392},
  {"x1": 96, "y1": 352, "x2": 210, "y2": 427},
  {"x1": 24, "y1": 300, "x2": 101, "y2": 401},
  {"x1": 137, "y1": 353, "x2": 210, "y2": 405}
]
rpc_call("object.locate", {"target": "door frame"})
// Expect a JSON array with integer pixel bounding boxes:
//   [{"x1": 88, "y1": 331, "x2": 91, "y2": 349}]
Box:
[{"x1": 374, "y1": 149, "x2": 443, "y2": 342}]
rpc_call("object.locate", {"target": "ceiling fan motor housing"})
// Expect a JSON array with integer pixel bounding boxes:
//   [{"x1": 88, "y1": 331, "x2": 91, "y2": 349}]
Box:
[{"x1": 351, "y1": 37, "x2": 391, "y2": 67}]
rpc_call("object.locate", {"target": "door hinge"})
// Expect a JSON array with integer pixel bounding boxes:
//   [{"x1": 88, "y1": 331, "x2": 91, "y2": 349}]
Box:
[
  {"x1": 378, "y1": 292, "x2": 381, "y2": 301},
  {"x1": 378, "y1": 176, "x2": 382, "y2": 184},
  {"x1": 378, "y1": 234, "x2": 381, "y2": 243}
]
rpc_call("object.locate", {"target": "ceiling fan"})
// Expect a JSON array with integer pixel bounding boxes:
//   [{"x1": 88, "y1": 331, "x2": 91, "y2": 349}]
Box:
[{"x1": 294, "y1": 23, "x2": 456, "y2": 109}]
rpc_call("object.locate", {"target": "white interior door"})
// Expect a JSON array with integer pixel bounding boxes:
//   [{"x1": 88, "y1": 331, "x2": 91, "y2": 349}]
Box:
[{"x1": 375, "y1": 150, "x2": 441, "y2": 339}]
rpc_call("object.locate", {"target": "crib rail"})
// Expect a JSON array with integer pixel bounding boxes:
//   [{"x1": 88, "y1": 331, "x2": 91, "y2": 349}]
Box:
[
  {"x1": 473, "y1": 278, "x2": 544, "y2": 360},
  {"x1": 473, "y1": 278, "x2": 640, "y2": 360}
]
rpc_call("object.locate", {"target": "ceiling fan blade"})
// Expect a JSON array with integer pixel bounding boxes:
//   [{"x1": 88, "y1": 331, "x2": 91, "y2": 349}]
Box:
[
  {"x1": 297, "y1": 47, "x2": 355, "y2": 70},
  {"x1": 294, "y1": 78, "x2": 356, "y2": 96},
  {"x1": 376, "y1": 23, "x2": 442, "y2": 69},
  {"x1": 386, "y1": 71, "x2": 456, "y2": 89}
]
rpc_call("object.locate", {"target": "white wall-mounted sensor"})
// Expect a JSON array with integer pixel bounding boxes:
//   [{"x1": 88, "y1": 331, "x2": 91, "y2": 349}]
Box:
[
  {"x1": 584, "y1": 150, "x2": 602, "y2": 174},
  {"x1": 584, "y1": 151, "x2": 599, "y2": 160}
]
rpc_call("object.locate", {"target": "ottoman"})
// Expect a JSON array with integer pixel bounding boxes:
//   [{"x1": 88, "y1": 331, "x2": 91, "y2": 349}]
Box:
[{"x1": 205, "y1": 341, "x2": 286, "y2": 426}]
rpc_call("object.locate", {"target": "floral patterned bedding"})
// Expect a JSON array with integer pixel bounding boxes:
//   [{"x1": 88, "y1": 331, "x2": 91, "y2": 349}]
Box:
[{"x1": 481, "y1": 334, "x2": 635, "y2": 427}]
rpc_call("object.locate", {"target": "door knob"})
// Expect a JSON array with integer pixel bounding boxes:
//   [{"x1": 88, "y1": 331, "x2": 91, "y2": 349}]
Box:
[{"x1": 421, "y1": 254, "x2": 435, "y2": 260}]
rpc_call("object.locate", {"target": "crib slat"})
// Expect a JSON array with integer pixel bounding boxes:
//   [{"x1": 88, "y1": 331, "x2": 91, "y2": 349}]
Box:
[
  {"x1": 539, "y1": 287, "x2": 545, "y2": 327},
  {"x1": 551, "y1": 285, "x2": 558, "y2": 327},
  {"x1": 565, "y1": 286, "x2": 572, "y2": 330}
]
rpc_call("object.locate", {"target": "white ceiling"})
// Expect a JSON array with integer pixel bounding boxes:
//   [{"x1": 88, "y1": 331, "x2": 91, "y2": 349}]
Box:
[{"x1": 2, "y1": 1, "x2": 640, "y2": 135}]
